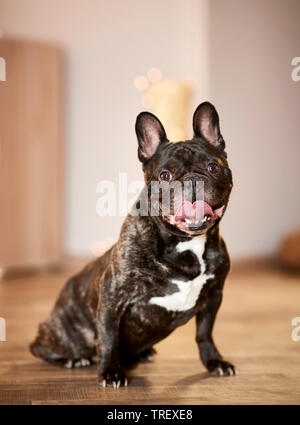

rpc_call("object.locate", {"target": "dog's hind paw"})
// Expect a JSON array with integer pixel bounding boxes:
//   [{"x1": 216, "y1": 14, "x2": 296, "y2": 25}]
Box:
[{"x1": 64, "y1": 358, "x2": 92, "y2": 369}]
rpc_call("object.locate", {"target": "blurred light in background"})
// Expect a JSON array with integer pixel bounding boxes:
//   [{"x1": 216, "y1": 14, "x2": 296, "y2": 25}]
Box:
[
  {"x1": 147, "y1": 67, "x2": 162, "y2": 83},
  {"x1": 134, "y1": 75, "x2": 149, "y2": 91},
  {"x1": 135, "y1": 71, "x2": 193, "y2": 141}
]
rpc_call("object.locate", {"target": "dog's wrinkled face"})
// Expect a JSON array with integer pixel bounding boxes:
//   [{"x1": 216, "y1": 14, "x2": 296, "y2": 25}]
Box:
[{"x1": 135, "y1": 102, "x2": 233, "y2": 236}]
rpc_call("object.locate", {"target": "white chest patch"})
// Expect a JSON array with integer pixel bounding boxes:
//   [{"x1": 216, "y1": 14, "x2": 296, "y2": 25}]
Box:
[{"x1": 149, "y1": 235, "x2": 214, "y2": 312}]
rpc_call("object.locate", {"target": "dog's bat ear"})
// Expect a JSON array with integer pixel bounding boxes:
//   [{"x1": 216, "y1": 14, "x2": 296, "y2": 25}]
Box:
[
  {"x1": 135, "y1": 112, "x2": 167, "y2": 163},
  {"x1": 193, "y1": 102, "x2": 225, "y2": 150}
]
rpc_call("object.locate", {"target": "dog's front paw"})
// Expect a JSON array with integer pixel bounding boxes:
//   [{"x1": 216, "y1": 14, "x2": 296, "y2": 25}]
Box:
[
  {"x1": 207, "y1": 359, "x2": 238, "y2": 376},
  {"x1": 98, "y1": 368, "x2": 128, "y2": 388}
]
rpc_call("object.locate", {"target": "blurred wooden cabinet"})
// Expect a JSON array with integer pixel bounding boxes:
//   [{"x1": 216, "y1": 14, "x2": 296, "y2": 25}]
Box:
[{"x1": 0, "y1": 39, "x2": 63, "y2": 270}]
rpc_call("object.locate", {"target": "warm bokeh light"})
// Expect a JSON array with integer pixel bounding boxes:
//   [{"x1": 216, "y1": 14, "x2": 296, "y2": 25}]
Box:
[
  {"x1": 145, "y1": 79, "x2": 193, "y2": 141},
  {"x1": 147, "y1": 67, "x2": 162, "y2": 83},
  {"x1": 134, "y1": 75, "x2": 149, "y2": 91},
  {"x1": 168, "y1": 127, "x2": 185, "y2": 141}
]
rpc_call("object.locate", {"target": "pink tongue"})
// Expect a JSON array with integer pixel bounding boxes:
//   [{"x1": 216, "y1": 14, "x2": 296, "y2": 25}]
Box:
[{"x1": 175, "y1": 200, "x2": 213, "y2": 221}]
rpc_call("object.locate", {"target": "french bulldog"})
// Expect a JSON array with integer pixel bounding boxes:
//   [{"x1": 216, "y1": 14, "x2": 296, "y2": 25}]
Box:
[{"x1": 30, "y1": 102, "x2": 236, "y2": 387}]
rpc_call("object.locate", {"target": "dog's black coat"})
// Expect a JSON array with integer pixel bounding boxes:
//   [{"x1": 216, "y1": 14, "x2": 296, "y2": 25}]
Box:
[{"x1": 30, "y1": 102, "x2": 236, "y2": 386}]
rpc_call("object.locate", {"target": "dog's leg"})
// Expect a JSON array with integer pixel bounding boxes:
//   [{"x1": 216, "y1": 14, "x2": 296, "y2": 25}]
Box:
[
  {"x1": 96, "y1": 306, "x2": 128, "y2": 388},
  {"x1": 30, "y1": 320, "x2": 95, "y2": 369},
  {"x1": 30, "y1": 321, "x2": 74, "y2": 364},
  {"x1": 196, "y1": 288, "x2": 237, "y2": 376}
]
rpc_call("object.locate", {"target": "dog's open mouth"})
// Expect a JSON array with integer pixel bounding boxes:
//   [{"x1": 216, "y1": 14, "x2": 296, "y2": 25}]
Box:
[{"x1": 166, "y1": 200, "x2": 225, "y2": 233}]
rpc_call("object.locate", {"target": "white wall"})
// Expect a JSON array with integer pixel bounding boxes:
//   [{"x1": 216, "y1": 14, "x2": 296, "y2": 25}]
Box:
[
  {"x1": 208, "y1": 0, "x2": 300, "y2": 257},
  {"x1": 0, "y1": 0, "x2": 299, "y2": 259},
  {"x1": 0, "y1": 0, "x2": 209, "y2": 256}
]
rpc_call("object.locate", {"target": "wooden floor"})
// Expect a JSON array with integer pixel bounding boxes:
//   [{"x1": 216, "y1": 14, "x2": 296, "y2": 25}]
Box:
[{"x1": 0, "y1": 262, "x2": 300, "y2": 405}]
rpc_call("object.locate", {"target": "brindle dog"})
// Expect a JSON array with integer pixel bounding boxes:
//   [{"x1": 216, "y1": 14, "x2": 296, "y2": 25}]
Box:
[{"x1": 30, "y1": 102, "x2": 236, "y2": 387}]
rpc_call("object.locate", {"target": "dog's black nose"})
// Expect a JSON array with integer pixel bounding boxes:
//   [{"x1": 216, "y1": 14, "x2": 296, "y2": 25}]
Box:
[{"x1": 182, "y1": 174, "x2": 204, "y2": 204}]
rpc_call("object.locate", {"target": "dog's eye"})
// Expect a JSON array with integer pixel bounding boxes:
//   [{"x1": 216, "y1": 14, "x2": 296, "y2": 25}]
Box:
[
  {"x1": 159, "y1": 170, "x2": 171, "y2": 181},
  {"x1": 207, "y1": 163, "x2": 219, "y2": 174}
]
